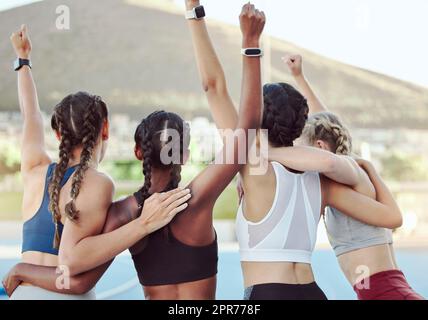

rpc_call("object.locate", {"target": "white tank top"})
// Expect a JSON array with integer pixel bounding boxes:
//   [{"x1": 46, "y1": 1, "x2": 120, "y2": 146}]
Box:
[{"x1": 236, "y1": 162, "x2": 322, "y2": 264}]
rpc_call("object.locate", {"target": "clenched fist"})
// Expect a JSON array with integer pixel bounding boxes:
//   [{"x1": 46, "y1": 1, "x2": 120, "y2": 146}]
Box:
[
  {"x1": 10, "y1": 24, "x2": 32, "y2": 59},
  {"x1": 282, "y1": 54, "x2": 303, "y2": 77},
  {"x1": 240, "y1": 2, "x2": 266, "y2": 47}
]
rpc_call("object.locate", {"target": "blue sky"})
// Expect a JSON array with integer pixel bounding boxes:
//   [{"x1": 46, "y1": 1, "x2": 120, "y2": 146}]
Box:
[{"x1": 2, "y1": 0, "x2": 427, "y2": 88}]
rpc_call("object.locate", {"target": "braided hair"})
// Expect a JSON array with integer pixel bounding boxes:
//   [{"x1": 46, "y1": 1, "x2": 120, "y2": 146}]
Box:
[
  {"x1": 49, "y1": 92, "x2": 108, "y2": 248},
  {"x1": 262, "y1": 83, "x2": 309, "y2": 147},
  {"x1": 302, "y1": 111, "x2": 352, "y2": 155},
  {"x1": 134, "y1": 111, "x2": 190, "y2": 209}
]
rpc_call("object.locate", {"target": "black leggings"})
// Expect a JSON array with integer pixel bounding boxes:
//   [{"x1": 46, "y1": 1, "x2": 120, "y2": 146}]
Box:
[{"x1": 244, "y1": 282, "x2": 328, "y2": 300}]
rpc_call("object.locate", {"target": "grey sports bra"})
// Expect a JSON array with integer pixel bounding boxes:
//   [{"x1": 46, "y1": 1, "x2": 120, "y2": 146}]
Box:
[{"x1": 325, "y1": 207, "x2": 393, "y2": 257}]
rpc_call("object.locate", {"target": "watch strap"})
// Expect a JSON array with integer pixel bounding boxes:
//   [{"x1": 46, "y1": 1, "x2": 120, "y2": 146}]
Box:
[
  {"x1": 241, "y1": 48, "x2": 264, "y2": 57},
  {"x1": 14, "y1": 58, "x2": 32, "y2": 71},
  {"x1": 185, "y1": 9, "x2": 196, "y2": 19}
]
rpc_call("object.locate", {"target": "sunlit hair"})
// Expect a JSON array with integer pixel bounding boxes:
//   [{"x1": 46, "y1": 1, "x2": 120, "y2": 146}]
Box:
[
  {"x1": 302, "y1": 111, "x2": 352, "y2": 155},
  {"x1": 49, "y1": 92, "x2": 108, "y2": 248}
]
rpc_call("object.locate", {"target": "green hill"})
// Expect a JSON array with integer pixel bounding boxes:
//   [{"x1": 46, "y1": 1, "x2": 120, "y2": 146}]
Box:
[{"x1": 1, "y1": 0, "x2": 427, "y2": 129}]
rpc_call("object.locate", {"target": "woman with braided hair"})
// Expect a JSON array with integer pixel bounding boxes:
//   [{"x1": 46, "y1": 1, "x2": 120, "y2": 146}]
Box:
[
  {"x1": 262, "y1": 54, "x2": 424, "y2": 300},
  {"x1": 4, "y1": 4, "x2": 266, "y2": 300},
  {"x1": 187, "y1": 0, "x2": 408, "y2": 300},
  {"x1": 2, "y1": 25, "x2": 192, "y2": 299}
]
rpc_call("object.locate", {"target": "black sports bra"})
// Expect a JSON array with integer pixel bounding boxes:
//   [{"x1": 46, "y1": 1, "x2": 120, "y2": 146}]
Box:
[{"x1": 131, "y1": 193, "x2": 218, "y2": 286}]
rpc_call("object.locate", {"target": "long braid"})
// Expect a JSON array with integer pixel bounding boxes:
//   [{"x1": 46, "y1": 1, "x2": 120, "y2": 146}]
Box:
[
  {"x1": 48, "y1": 92, "x2": 108, "y2": 249},
  {"x1": 65, "y1": 98, "x2": 102, "y2": 220},
  {"x1": 330, "y1": 124, "x2": 351, "y2": 155},
  {"x1": 165, "y1": 164, "x2": 182, "y2": 192},
  {"x1": 135, "y1": 122, "x2": 154, "y2": 211},
  {"x1": 303, "y1": 112, "x2": 352, "y2": 156},
  {"x1": 48, "y1": 110, "x2": 73, "y2": 249}
]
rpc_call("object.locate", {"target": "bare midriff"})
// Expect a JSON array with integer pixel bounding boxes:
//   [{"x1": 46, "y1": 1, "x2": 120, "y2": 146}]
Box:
[
  {"x1": 241, "y1": 261, "x2": 315, "y2": 288},
  {"x1": 337, "y1": 244, "x2": 398, "y2": 286},
  {"x1": 143, "y1": 275, "x2": 217, "y2": 300}
]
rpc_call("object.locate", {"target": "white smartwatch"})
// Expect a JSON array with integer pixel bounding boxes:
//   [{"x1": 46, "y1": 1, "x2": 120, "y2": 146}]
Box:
[
  {"x1": 185, "y1": 5, "x2": 206, "y2": 20},
  {"x1": 241, "y1": 48, "x2": 263, "y2": 57}
]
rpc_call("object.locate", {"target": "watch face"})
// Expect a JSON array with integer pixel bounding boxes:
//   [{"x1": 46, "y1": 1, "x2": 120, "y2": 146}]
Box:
[
  {"x1": 195, "y1": 6, "x2": 205, "y2": 18},
  {"x1": 245, "y1": 49, "x2": 262, "y2": 56}
]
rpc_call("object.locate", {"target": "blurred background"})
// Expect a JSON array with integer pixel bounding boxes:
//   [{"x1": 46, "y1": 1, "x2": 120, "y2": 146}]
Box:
[{"x1": 0, "y1": 0, "x2": 427, "y2": 299}]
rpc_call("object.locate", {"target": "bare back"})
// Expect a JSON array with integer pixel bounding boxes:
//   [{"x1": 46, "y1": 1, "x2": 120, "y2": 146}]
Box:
[{"x1": 240, "y1": 162, "x2": 321, "y2": 287}]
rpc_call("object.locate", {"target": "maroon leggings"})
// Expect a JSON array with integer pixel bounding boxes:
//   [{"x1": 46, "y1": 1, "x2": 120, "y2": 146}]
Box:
[{"x1": 354, "y1": 270, "x2": 425, "y2": 300}]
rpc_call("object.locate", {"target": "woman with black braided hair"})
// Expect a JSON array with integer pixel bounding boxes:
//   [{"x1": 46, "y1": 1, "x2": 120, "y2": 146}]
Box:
[
  {"x1": 262, "y1": 54, "x2": 424, "y2": 300},
  {"x1": 3, "y1": 25, "x2": 191, "y2": 299},
  {"x1": 187, "y1": 0, "x2": 405, "y2": 300},
  {"x1": 3, "y1": 4, "x2": 265, "y2": 300}
]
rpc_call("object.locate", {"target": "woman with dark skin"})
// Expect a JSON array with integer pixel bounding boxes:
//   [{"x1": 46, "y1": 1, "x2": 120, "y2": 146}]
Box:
[
  {"x1": 187, "y1": 0, "x2": 403, "y2": 300},
  {"x1": 3, "y1": 4, "x2": 266, "y2": 300}
]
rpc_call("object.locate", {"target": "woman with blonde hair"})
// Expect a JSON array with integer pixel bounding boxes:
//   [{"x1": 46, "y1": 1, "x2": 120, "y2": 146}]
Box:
[
  {"x1": 186, "y1": 0, "x2": 406, "y2": 300},
  {"x1": 265, "y1": 54, "x2": 424, "y2": 300}
]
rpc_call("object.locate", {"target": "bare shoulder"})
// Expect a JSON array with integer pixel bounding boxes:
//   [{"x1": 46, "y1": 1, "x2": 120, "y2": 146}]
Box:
[
  {"x1": 240, "y1": 162, "x2": 274, "y2": 191},
  {"x1": 74, "y1": 168, "x2": 115, "y2": 213},
  {"x1": 84, "y1": 168, "x2": 115, "y2": 192}
]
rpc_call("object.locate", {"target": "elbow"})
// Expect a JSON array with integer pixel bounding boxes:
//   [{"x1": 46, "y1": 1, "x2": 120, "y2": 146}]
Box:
[
  {"x1": 391, "y1": 212, "x2": 403, "y2": 229},
  {"x1": 69, "y1": 277, "x2": 93, "y2": 295},
  {"x1": 202, "y1": 74, "x2": 226, "y2": 94},
  {"x1": 59, "y1": 254, "x2": 80, "y2": 277},
  {"x1": 383, "y1": 209, "x2": 403, "y2": 229}
]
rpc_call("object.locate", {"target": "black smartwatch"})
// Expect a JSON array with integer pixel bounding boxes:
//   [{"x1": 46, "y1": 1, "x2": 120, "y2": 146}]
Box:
[
  {"x1": 241, "y1": 48, "x2": 263, "y2": 57},
  {"x1": 14, "y1": 58, "x2": 32, "y2": 71},
  {"x1": 185, "y1": 5, "x2": 206, "y2": 20}
]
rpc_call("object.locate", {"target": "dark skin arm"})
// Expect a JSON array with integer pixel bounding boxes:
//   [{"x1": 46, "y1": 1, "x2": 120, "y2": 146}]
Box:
[
  {"x1": 3, "y1": 196, "x2": 138, "y2": 296},
  {"x1": 172, "y1": 4, "x2": 265, "y2": 245},
  {"x1": 3, "y1": 186, "x2": 191, "y2": 296}
]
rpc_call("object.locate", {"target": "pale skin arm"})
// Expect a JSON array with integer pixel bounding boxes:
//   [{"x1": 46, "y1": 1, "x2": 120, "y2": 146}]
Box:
[
  {"x1": 59, "y1": 175, "x2": 191, "y2": 276},
  {"x1": 10, "y1": 25, "x2": 51, "y2": 174},
  {"x1": 324, "y1": 175, "x2": 403, "y2": 229},
  {"x1": 356, "y1": 159, "x2": 402, "y2": 224},
  {"x1": 268, "y1": 145, "x2": 361, "y2": 187},
  {"x1": 2, "y1": 189, "x2": 191, "y2": 296},
  {"x1": 186, "y1": 0, "x2": 238, "y2": 131},
  {"x1": 283, "y1": 54, "x2": 328, "y2": 115}
]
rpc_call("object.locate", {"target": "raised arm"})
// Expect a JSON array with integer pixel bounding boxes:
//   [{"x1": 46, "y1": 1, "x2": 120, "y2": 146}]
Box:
[
  {"x1": 283, "y1": 54, "x2": 328, "y2": 115},
  {"x1": 10, "y1": 25, "x2": 51, "y2": 174},
  {"x1": 268, "y1": 145, "x2": 360, "y2": 186},
  {"x1": 324, "y1": 174, "x2": 403, "y2": 229},
  {"x1": 185, "y1": 0, "x2": 238, "y2": 131},
  {"x1": 2, "y1": 189, "x2": 191, "y2": 296},
  {"x1": 187, "y1": 4, "x2": 265, "y2": 212}
]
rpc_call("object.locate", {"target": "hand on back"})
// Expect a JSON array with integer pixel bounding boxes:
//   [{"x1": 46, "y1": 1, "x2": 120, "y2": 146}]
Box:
[{"x1": 137, "y1": 188, "x2": 192, "y2": 234}]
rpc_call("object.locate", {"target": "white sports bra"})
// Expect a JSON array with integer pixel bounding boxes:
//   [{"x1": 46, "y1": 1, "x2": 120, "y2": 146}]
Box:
[{"x1": 236, "y1": 161, "x2": 322, "y2": 264}]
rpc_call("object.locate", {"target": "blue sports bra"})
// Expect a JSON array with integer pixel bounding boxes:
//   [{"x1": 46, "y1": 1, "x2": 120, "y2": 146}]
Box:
[{"x1": 22, "y1": 163, "x2": 77, "y2": 255}]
